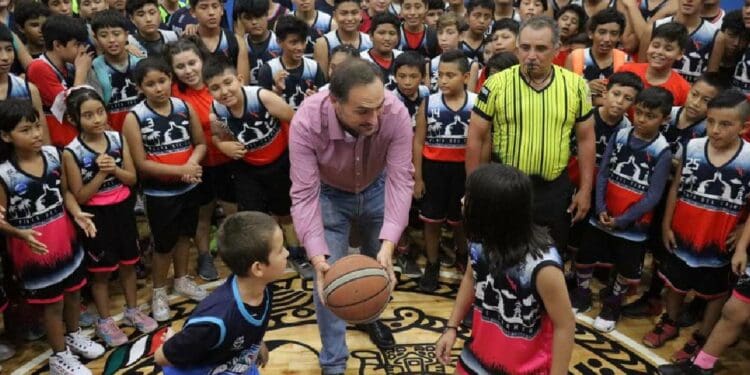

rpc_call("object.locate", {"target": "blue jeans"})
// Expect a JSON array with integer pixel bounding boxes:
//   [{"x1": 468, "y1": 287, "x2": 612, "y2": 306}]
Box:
[{"x1": 313, "y1": 175, "x2": 385, "y2": 374}]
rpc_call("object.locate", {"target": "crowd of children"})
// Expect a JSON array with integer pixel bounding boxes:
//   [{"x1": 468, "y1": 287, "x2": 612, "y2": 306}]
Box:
[{"x1": 0, "y1": 0, "x2": 745, "y2": 373}]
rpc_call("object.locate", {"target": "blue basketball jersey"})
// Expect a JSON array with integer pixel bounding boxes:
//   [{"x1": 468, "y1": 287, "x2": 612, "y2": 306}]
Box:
[{"x1": 323, "y1": 30, "x2": 372, "y2": 55}]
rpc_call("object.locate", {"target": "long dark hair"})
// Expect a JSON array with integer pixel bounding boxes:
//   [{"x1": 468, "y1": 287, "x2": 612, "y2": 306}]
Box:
[
  {"x1": 65, "y1": 87, "x2": 106, "y2": 130},
  {"x1": 164, "y1": 35, "x2": 211, "y2": 92},
  {"x1": 463, "y1": 164, "x2": 551, "y2": 273},
  {"x1": 0, "y1": 99, "x2": 40, "y2": 162}
]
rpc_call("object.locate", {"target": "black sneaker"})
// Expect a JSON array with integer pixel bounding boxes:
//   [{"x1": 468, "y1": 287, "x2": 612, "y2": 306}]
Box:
[
  {"x1": 396, "y1": 255, "x2": 422, "y2": 279},
  {"x1": 570, "y1": 287, "x2": 592, "y2": 314},
  {"x1": 657, "y1": 362, "x2": 713, "y2": 375},
  {"x1": 419, "y1": 261, "x2": 440, "y2": 292}
]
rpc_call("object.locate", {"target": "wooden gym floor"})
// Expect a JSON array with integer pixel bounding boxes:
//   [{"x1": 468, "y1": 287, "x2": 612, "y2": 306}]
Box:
[{"x1": 2, "y1": 232, "x2": 750, "y2": 374}]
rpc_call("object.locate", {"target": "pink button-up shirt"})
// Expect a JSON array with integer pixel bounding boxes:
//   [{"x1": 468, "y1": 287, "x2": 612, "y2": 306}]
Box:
[{"x1": 289, "y1": 90, "x2": 415, "y2": 259}]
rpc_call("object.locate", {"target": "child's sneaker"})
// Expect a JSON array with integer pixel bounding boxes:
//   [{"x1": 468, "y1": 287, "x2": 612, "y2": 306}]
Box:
[
  {"x1": 174, "y1": 276, "x2": 208, "y2": 301},
  {"x1": 151, "y1": 287, "x2": 171, "y2": 322},
  {"x1": 622, "y1": 294, "x2": 663, "y2": 318},
  {"x1": 65, "y1": 328, "x2": 105, "y2": 359},
  {"x1": 49, "y1": 348, "x2": 92, "y2": 375},
  {"x1": 570, "y1": 287, "x2": 592, "y2": 314},
  {"x1": 197, "y1": 253, "x2": 219, "y2": 281},
  {"x1": 593, "y1": 296, "x2": 622, "y2": 333},
  {"x1": 418, "y1": 261, "x2": 440, "y2": 292},
  {"x1": 643, "y1": 314, "x2": 679, "y2": 348},
  {"x1": 96, "y1": 317, "x2": 128, "y2": 347},
  {"x1": 78, "y1": 304, "x2": 97, "y2": 328},
  {"x1": 396, "y1": 254, "x2": 422, "y2": 279},
  {"x1": 123, "y1": 307, "x2": 158, "y2": 333},
  {"x1": 671, "y1": 331, "x2": 707, "y2": 363},
  {"x1": 0, "y1": 342, "x2": 15, "y2": 361}
]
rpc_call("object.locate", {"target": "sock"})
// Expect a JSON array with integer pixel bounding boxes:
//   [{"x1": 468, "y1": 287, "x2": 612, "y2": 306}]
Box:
[
  {"x1": 576, "y1": 267, "x2": 594, "y2": 289},
  {"x1": 693, "y1": 350, "x2": 718, "y2": 370},
  {"x1": 611, "y1": 278, "x2": 629, "y2": 297}
]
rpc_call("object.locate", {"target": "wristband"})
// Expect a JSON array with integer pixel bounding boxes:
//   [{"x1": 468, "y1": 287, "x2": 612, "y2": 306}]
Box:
[{"x1": 443, "y1": 325, "x2": 458, "y2": 334}]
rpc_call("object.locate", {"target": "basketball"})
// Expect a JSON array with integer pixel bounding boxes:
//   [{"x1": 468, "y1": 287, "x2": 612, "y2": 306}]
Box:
[{"x1": 322, "y1": 254, "x2": 392, "y2": 324}]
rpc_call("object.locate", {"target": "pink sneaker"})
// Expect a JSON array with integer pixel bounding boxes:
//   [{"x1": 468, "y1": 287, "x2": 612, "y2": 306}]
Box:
[
  {"x1": 123, "y1": 308, "x2": 159, "y2": 334},
  {"x1": 96, "y1": 317, "x2": 128, "y2": 347}
]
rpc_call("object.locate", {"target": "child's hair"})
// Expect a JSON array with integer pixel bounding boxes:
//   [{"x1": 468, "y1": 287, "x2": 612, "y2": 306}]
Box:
[
  {"x1": 369, "y1": 11, "x2": 401, "y2": 34},
  {"x1": 134, "y1": 57, "x2": 172, "y2": 85},
  {"x1": 439, "y1": 49, "x2": 470, "y2": 74},
  {"x1": 556, "y1": 4, "x2": 586, "y2": 32},
  {"x1": 464, "y1": 164, "x2": 551, "y2": 273},
  {"x1": 65, "y1": 87, "x2": 106, "y2": 129},
  {"x1": 650, "y1": 22, "x2": 689, "y2": 51},
  {"x1": 189, "y1": 0, "x2": 218, "y2": 10},
  {"x1": 707, "y1": 89, "x2": 750, "y2": 122},
  {"x1": 91, "y1": 9, "x2": 129, "y2": 33},
  {"x1": 587, "y1": 7, "x2": 625, "y2": 35},
  {"x1": 217, "y1": 211, "x2": 280, "y2": 277},
  {"x1": 202, "y1": 57, "x2": 235, "y2": 83},
  {"x1": 333, "y1": 0, "x2": 361, "y2": 11},
  {"x1": 0, "y1": 99, "x2": 40, "y2": 161},
  {"x1": 126, "y1": 0, "x2": 159, "y2": 16},
  {"x1": 437, "y1": 12, "x2": 461, "y2": 33},
  {"x1": 492, "y1": 18, "x2": 520, "y2": 35},
  {"x1": 394, "y1": 51, "x2": 426, "y2": 76},
  {"x1": 695, "y1": 71, "x2": 732, "y2": 92},
  {"x1": 566, "y1": 32, "x2": 590, "y2": 47},
  {"x1": 275, "y1": 15, "x2": 309, "y2": 41},
  {"x1": 485, "y1": 52, "x2": 518, "y2": 73},
  {"x1": 234, "y1": 0, "x2": 270, "y2": 19},
  {"x1": 427, "y1": 0, "x2": 443, "y2": 10},
  {"x1": 14, "y1": 0, "x2": 52, "y2": 30},
  {"x1": 42, "y1": 15, "x2": 89, "y2": 50},
  {"x1": 634, "y1": 87, "x2": 673, "y2": 117},
  {"x1": 466, "y1": 0, "x2": 494, "y2": 15},
  {"x1": 605, "y1": 71, "x2": 644, "y2": 92},
  {"x1": 721, "y1": 10, "x2": 745, "y2": 34},
  {"x1": 0, "y1": 23, "x2": 13, "y2": 44},
  {"x1": 331, "y1": 44, "x2": 360, "y2": 58}
]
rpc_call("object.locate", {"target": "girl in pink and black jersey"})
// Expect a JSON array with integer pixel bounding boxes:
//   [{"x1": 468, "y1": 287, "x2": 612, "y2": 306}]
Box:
[{"x1": 435, "y1": 164, "x2": 575, "y2": 375}]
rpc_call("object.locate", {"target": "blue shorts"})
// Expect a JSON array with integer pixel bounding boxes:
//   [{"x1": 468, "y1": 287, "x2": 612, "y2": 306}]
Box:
[{"x1": 163, "y1": 364, "x2": 260, "y2": 375}]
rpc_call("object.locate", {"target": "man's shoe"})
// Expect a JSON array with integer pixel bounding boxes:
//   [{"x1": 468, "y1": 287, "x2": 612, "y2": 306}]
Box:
[{"x1": 358, "y1": 320, "x2": 395, "y2": 349}]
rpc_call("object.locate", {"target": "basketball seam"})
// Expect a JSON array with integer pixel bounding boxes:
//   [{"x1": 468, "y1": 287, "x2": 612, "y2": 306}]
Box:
[
  {"x1": 324, "y1": 268, "x2": 390, "y2": 307},
  {"x1": 327, "y1": 283, "x2": 390, "y2": 308}
]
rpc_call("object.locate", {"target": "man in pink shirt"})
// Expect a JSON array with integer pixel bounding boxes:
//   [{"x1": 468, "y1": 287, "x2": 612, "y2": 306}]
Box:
[{"x1": 289, "y1": 58, "x2": 414, "y2": 375}]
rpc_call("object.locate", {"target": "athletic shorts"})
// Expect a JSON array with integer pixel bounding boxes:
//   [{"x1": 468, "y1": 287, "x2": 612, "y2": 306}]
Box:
[
  {"x1": 419, "y1": 159, "x2": 465, "y2": 224},
  {"x1": 576, "y1": 224, "x2": 646, "y2": 282},
  {"x1": 233, "y1": 153, "x2": 292, "y2": 215},
  {"x1": 22, "y1": 263, "x2": 87, "y2": 305},
  {"x1": 82, "y1": 194, "x2": 140, "y2": 272},
  {"x1": 195, "y1": 163, "x2": 236, "y2": 206},
  {"x1": 659, "y1": 252, "x2": 732, "y2": 299},
  {"x1": 145, "y1": 188, "x2": 200, "y2": 254}
]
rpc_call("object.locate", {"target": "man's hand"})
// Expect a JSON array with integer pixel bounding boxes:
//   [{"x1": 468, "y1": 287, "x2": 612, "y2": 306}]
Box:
[
  {"x1": 376, "y1": 242, "x2": 397, "y2": 292},
  {"x1": 567, "y1": 189, "x2": 591, "y2": 223},
  {"x1": 312, "y1": 255, "x2": 331, "y2": 305}
]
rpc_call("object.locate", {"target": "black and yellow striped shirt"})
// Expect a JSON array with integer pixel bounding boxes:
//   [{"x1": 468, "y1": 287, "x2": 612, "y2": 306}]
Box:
[{"x1": 474, "y1": 65, "x2": 593, "y2": 181}]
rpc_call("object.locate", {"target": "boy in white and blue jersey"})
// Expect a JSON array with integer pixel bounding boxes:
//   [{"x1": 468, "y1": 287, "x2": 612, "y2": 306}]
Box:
[
  {"x1": 313, "y1": 0, "x2": 372, "y2": 77},
  {"x1": 155, "y1": 212, "x2": 289, "y2": 375},
  {"x1": 360, "y1": 12, "x2": 402, "y2": 91},
  {"x1": 393, "y1": 51, "x2": 430, "y2": 129},
  {"x1": 236, "y1": 0, "x2": 283, "y2": 84}
]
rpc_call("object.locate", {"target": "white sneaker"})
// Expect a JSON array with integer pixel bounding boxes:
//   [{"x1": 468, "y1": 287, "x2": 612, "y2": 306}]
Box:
[
  {"x1": 65, "y1": 329, "x2": 105, "y2": 360},
  {"x1": 174, "y1": 276, "x2": 208, "y2": 301},
  {"x1": 592, "y1": 315, "x2": 617, "y2": 333},
  {"x1": 0, "y1": 342, "x2": 15, "y2": 361},
  {"x1": 49, "y1": 348, "x2": 92, "y2": 375},
  {"x1": 151, "y1": 287, "x2": 171, "y2": 322}
]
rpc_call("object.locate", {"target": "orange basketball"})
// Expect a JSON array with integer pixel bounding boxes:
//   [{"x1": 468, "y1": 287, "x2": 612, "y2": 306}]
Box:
[{"x1": 322, "y1": 254, "x2": 392, "y2": 324}]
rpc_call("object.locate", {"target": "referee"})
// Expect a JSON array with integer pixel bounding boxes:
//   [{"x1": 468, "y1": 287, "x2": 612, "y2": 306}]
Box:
[{"x1": 465, "y1": 16, "x2": 596, "y2": 251}]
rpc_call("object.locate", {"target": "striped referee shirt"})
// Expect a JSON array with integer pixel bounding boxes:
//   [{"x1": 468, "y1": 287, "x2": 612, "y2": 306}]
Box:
[{"x1": 473, "y1": 65, "x2": 593, "y2": 181}]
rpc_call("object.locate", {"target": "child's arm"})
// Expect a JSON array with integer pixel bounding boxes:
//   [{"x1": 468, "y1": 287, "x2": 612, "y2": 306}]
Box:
[
  {"x1": 636, "y1": 24, "x2": 653, "y2": 63},
  {"x1": 60, "y1": 153, "x2": 97, "y2": 238},
  {"x1": 435, "y1": 259, "x2": 475, "y2": 365},
  {"x1": 28, "y1": 83, "x2": 51, "y2": 145},
  {"x1": 412, "y1": 101, "x2": 427, "y2": 199},
  {"x1": 113, "y1": 135, "x2": 138, "y2": 186},
  {"x1": 154, "y1": 323, "x2": 218, "y2": 368},
  {"x1": 595, "y1": 135, "x2": 617, "y2": 218},
  {"x1": 234, "y1": 34, "x2": 250, "y2": 85},
  {"x1": 536, "y1": 265, "x2": 575, "y2": 375},
  {"x1": 612, "y1": 150, "x2": 672, "y2": 228},
  {"x1": 661, "y1": 159, "x2": 683, "y2": 251},
  {"x1": 0, "y1": 185, "x2": 47, "y2": 253},
  {"x1": 423, "y1": 61, "x2": 431, "y2": 87},
  {"x1": 73, "y1": 45, "x2": 94, "y2": 87},
  {"x1": 619, "y1": 0, "x2": 648, "y2": 54},
  {"x1": 185, "y1": 104, "x2": 207, "y2": 171},
  {"x1": 62, "y1": 150, "x2": 109, "y2": 205},
  {"x1": 259, "y1": 89, "x2": 295, "y2": 123},
  {"x1": 732, "y1": 219, "x2": 750, "y2": 276},
  {"x1": 121, "y1": 112, "x2": 198, "y2": 179},
  {"x1": 313, "y1": 36, "x2": 330, "y2": 80},
  {"x1": 467, "y1": 61, "x2": 479, "y2": 94},
  {"x1": 707, "y1": 32, "x2": 726, "y2": 72},
  {"x1": 11, "y1": 32, "x2": 33, "y2": 70}
]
